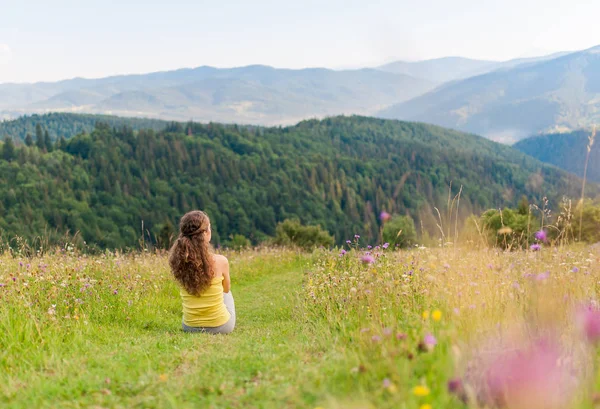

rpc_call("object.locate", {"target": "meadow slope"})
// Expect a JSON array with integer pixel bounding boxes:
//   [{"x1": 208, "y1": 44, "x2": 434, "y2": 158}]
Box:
[{"x1": 3, "y1": 244, "x2": 600, "y2": 408}]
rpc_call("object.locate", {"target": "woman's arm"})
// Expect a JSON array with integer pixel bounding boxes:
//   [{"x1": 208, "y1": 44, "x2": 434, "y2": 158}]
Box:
[{"x1": 220, "y1": 256, "x2": 231, "y2": 293}]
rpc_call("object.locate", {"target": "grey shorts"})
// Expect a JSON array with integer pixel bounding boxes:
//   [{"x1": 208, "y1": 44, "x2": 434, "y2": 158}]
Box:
[{"x1": 182, "y1": 292, "x2": 236, "y2": 335}]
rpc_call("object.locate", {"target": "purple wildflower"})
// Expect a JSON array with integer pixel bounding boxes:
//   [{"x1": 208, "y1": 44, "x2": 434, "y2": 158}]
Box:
[
  {"x1": 536, "y1": 271, "x2": 549, "y2": 281},
  {"x1": 382, "y1": 378, "x2": 391, "y2": 388},
  {"x1": 367, "y1": 245, "x2": 372, "y2": 250},
  {"x1": 530, "y1": 243, "x2": 542, "y2": 251},
  {"x1": 346, "y1": 240, "x2": 351, "y2": 244},
  {"x1": 380, "y1": 211, "x2": 391, "y2": 222},
  {"x1": 382, "y1": 242, "x2": 389, "y2": 249},
  {"x1": 534, "y1": 230, "x2": 548, "y2": 242},
  {"x1": 113, "y1": 290, "x2": 118, "y2": 295},
  {"x1": 339, "y1": 249, "x2": 347, "y2": 257},
  {"x1": 448, "y1": 378, "x2": 463, "y2": 394},
  {"x1": 354, "y1": 234, "x2": 360, "y2": 239},
  {"x1": 361, "y1": 255, "x2": 375, "y2": 264},
  {"x1": 572, "y1": 267, "x2": 580, "y2": 273}
]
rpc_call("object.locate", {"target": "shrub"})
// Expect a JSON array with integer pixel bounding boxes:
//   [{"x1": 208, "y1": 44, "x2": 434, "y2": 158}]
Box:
[
  {"x1": 226, "y1": 234, "x2": 252, "y2": 250},
  {"x1": 480, "y1": 208, "x2": 540, "y2": 249},
  {"x1": 272, "y1": 219, "x2": 334, "y2": 250},
  {"x1": 382, "y1": 215, "x2": 416, "y2": 248}
]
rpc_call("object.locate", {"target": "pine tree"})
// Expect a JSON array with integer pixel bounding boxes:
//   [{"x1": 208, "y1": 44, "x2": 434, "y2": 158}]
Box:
[
  {"x1": 2, "y1": 136, "x2": 16, "y2": 162},
  {"x1": 25, "y1": 133, "x2": 33, "y2": 147},
  {"x1": 44, "y1": 130, "x2": 53, "y2": 152},
  {"x1": 35, "y1": 123, "x2": 44, "y2": 150}
]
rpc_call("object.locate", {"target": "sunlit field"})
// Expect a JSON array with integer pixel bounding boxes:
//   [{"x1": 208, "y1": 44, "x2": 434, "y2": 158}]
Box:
[{"x1": 2, "y1": 243, "x2": 600, "y2": 408}]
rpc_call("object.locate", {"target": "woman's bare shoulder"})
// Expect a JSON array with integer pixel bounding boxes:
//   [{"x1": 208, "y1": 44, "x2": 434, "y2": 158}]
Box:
[{"x1": 212, "y1": 254, "x2": 229, "y2": 268}]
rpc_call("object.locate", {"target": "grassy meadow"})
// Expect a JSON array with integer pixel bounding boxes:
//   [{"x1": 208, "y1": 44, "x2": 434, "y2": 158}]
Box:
[{"x1": 2, "y1": 243, "x2": 600, "y2": 408}]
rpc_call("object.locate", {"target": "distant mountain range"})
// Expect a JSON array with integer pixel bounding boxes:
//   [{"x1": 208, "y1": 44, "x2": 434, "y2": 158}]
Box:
[
  {"x1": 376, "y1": 53, "x2": 570, "y2": 84},
  {"x1": 380, "y1": 46, "x2": 600, "y2": 143},
  {"x1": 1, "y1": 46, "x2": 598, "y2": 138},
  {"x1": 0, "y1": 66, "x2": 435, "y2": 126}
]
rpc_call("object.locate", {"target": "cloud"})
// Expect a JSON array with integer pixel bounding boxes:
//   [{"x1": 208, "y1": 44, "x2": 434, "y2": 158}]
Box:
[{"x1": 0, "y1": 44, "x2": 13, "y2": 65}]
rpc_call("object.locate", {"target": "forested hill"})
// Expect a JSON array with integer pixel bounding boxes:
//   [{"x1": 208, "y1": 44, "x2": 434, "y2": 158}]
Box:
[
  {"x1": 513, "y1": 129, "x2": 600, "y2": 181},
  {"x1": 0, "y1": 113, "x2": 169, "y2": 142},
  {"x1": 0, "y1": 115, "x2": 585, "y2": 249}
]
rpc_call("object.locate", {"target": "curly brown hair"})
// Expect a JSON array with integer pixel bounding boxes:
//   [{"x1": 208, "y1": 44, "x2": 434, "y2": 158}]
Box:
[{"x1": 168, "y1": 210, "x2": 214, "y2": 296}]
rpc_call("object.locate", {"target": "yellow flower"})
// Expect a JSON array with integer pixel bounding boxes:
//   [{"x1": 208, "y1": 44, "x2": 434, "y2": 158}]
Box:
[
  {"x1": 387, "y1": 384, "x2": 398, "y2": 394},
  {"x1": 413, "y1": 385, "x2": 430, "y2": 397},
  {"x1": 422, "y1": 311, "x2": 430, "y2": 319},
  {"x1": 432, "y1": 309, "x2": 442, "y2": 321},
  {"x1": 159, "y1": 374, "x2": 168, "y2": 382},
  {"x1": 420, "y1": 405, "x2": 432, "y2": 409}
]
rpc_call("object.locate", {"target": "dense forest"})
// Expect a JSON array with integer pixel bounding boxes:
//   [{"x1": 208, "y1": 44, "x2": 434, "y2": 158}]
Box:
[
  {"x1": 514, "y1": 129, "x2": 600, "y2": 181},
  {"x1": 0, "y1": 113, "x2": 169, "y2": 143},
  {"x1": 0, "y1": 115, "x2": 586, "y2": 249}
]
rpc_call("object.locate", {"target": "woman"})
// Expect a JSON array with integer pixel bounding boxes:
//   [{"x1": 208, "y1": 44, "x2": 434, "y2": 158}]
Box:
[{"x1": 168, "y1": 210, "x2": 235, "y2": 334}]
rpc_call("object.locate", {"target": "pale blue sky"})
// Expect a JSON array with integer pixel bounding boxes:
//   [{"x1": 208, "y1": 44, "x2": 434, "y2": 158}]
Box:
[{"x1": 1, "y1": 0, "x2": 599, "y2": 83}]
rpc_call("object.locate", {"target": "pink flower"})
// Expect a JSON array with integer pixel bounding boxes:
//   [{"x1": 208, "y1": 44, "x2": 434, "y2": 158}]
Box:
[
  {"x1": 361, "y1": 255, "x2": 375, "y2": 264},
  {"x1": 576, "y1": 305, "x2": 600, "y2": 343},
  {"x1": 380, "y1": 211, "x2": 391, "y2": 222},
  {"x1": 530, "y1": 244, "x2": 541, "y2": 251},
  {"x1": 466, "y1": 338, "x2": 578, "y2": 409},
  {"x1": 424, "y1": 334, "x2": 437, "y2": 347}
]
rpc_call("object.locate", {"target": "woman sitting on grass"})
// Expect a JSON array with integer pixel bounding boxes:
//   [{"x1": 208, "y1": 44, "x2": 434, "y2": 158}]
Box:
[{"x1": 168, "y1": 210, "x2": 235, "y2": 334}]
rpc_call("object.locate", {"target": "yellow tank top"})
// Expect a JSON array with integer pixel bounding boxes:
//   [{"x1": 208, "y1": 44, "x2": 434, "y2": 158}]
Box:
[{"x1": 181, "y1": 276, "x2": 231, "y2": 327}]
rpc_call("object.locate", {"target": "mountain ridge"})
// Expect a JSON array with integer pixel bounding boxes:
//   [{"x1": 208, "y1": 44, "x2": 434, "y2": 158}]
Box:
[{"x1": 379, "y1": 46, "x2": 600, "y2": 143}]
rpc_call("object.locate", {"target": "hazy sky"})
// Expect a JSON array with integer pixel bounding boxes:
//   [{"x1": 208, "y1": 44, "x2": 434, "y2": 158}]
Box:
[{"x1": 1, "y1": 0, "x2": 599, "y2": 83}]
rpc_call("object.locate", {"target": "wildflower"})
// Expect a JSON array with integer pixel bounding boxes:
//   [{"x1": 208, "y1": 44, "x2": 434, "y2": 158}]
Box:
[
  {"x1": 367, "y1": 245, "x2": 372, "y2": 250},
  {"x1": 396, "y1": 332, "x2": 407, "y2": 340},
  {"x1": 412, "y1": 385, "x2": 430, "y2": 397},
  {"x1": 536, "y1": 271, "x2": 549, "y2": 281},
  {"x1": 432, "y1": 309, "x2": 442, "y2": 321},
  {"x1": 572, "y1": 267, "x2": 580, "y2": 273},
  {"x1": 498, "y1": 226, "x2": 513, "y2": 235},
  {"x1": 420, "y1": 405, "x2": 432, "y2": 409},
  {"x1": 113, "y1": 290, "x2": 118, "y2": 295},
  {"x1": 361, "y1": 255, "x2": 375, "y2": 264},
  {"x1": 448, "y1": 378, "x2": 466, "y2": 402},
  {"x1": 339, "y1": 249, "x2": 347, "y2": 257},
  {"x1": 534, "y1": 230, "x2": 548, "y2": 242},
  {"x1": 371, "y1": 335, "x2": 381, "y2": 342},
  {"x1": 382, "y1": 242, "x2": 389, "y2": 249},
  {"x1": 530, "y1": 244, "x2": 541, "y2": 251},
  {"x1": 422, "y1": 310, "x2": 430, "y2": 319},
  {"x1": 383, "y1": 327, "x2": 393, "y2": 336},
  {"x1": 576, "y1": 305, "x2": 600, "y2": 343},
  {"x1": 481, "y1": 339, "x2": 576, "y2": 409},
  {"x1": 159, "y1": 374, "x2": 168, "y2": 382},
  {"x1": 360, "y1": 328, "x2": 370, "y2": 333},
  {"x1": 354, "y1": 234, "x2": 360, "y2": 239},
  {"x1": 346, "y1": 240, "x2": 351, "y2": 244},
  {"x1": 382, "y1": 378, "x2": 391, "y2": 388},
  {"x1": 380, "y1": 211, "x2": 391, "y2": 222},
  {"x1": 424, "y1": 334, "x2": 437, "y2": 348}
]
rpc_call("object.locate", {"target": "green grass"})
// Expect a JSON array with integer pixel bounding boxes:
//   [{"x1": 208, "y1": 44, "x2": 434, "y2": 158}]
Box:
[{"x1": 3, "y1": 245, "x2": 600, "y2": 408}]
